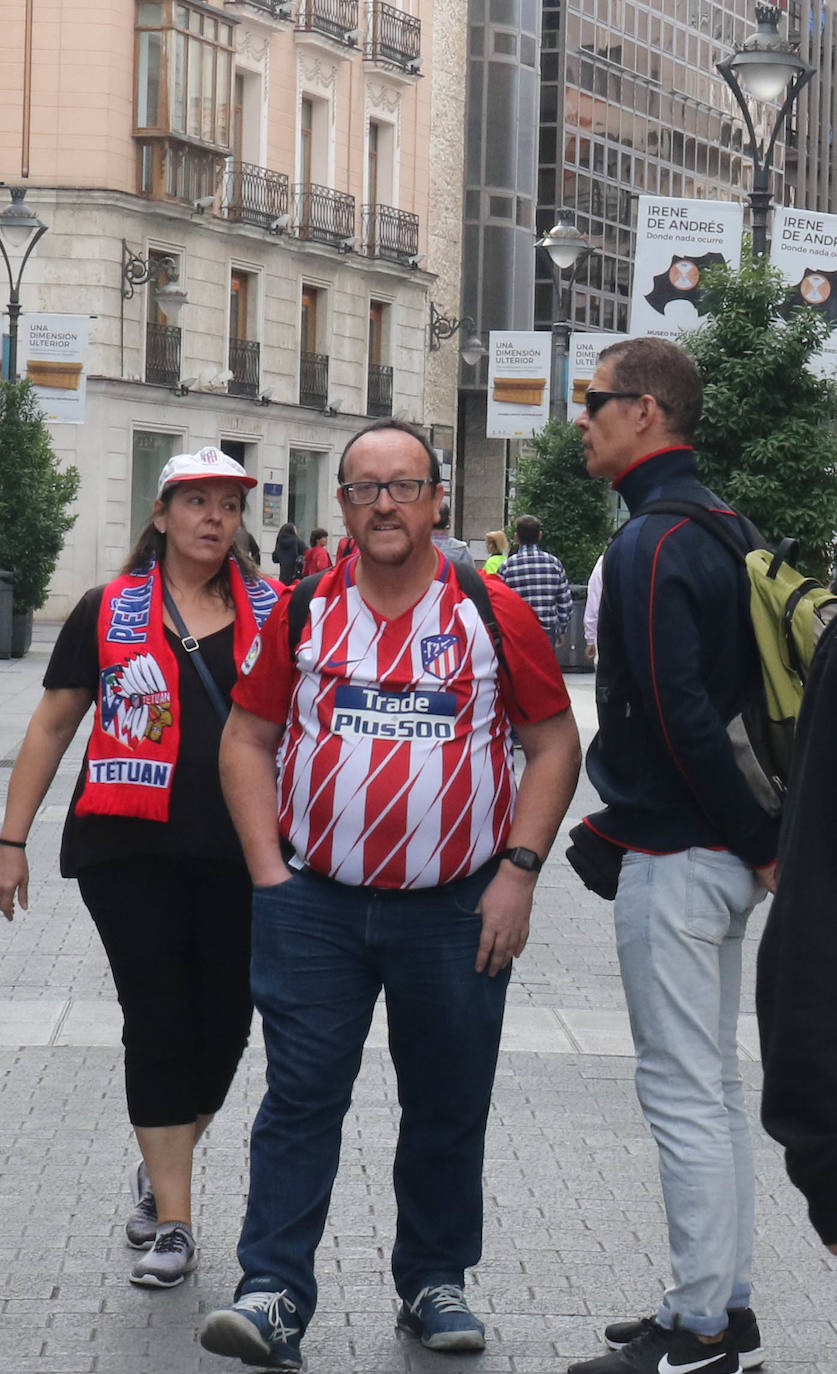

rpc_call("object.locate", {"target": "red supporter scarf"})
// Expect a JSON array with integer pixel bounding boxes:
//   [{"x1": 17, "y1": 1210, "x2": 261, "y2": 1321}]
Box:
[{"x1": 76, "y1": 557, "x2": 281, "y2": 822}]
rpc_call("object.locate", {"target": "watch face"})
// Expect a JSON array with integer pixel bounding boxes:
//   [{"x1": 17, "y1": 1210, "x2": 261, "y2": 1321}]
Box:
[{"x1": 506, "y1": 847, "x2": 540, "y2": 870}]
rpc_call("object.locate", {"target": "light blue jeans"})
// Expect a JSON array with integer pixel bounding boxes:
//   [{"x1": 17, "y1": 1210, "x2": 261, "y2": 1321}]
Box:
[{"x1": 615, "y1": 847, "x2": 763, "y2": 1336}]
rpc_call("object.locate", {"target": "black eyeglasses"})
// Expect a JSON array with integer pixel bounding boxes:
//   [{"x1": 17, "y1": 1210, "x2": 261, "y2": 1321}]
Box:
[
  {"x1": 584, "y1": 389, "x2": 643, "y2": 417},
  {"x1": 339, "y1": 478, "x2": 433, "y2": 506}
]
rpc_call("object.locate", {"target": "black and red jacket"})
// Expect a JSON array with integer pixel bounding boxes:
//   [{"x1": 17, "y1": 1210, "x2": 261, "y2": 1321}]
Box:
[{"x1": 584, "y1": 446, "x2": 779, "y2": 867}]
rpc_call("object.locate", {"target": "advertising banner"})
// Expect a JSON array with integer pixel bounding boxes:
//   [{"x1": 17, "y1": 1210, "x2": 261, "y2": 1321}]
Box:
[
  {"x1": 19, "y1": 314, "x2": 88, "y2": 423},
  {"x1": 486, "y1": 331, "x2": 552, "y2": 438},
  {"x1": 770, "y1": 206, "x2": 837, "y2": 377},
  {"x1": 629, "y1": 196, "x2": 743, "y2": 340},
  {"x1": 566, "y1": 332, "x2": 630, "y2": 422}
]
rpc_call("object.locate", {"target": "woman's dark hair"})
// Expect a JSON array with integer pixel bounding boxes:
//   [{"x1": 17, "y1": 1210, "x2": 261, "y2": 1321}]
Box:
[
  {"x1": 309, "y1": 527, "x2": 328, "y2": 545},
  {"x1": 122, "y1": 484, "x2": 257, "y2": 606},
  {"x1": 276, "y1": 522, "x2": 298, "y2": 542}
]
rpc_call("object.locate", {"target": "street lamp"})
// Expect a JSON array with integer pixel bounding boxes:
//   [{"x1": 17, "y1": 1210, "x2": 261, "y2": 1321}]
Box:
[
  {"x1": 536, "y1": 209, "x2": 594, "y2": 420},
  {"x1": 428, "y1": 302, "x2": 488, "y2": 367},
  {"x1": 717, "y1": 3, "x2": 815, "y2": 257},
  {"x1": 0, "y1": 187, "x2": 48, "y2": 382},
  {"x1": 121, "y1": 240, "x2": 188, "y2": 322}
]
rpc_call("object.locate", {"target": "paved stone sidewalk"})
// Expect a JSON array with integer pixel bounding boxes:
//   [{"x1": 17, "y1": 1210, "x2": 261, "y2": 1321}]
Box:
[{"x1": 1, "y1": 636, "x2": 835, "y2": 1372}]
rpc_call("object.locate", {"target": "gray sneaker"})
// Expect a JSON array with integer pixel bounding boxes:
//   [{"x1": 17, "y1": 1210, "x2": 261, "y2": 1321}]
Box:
[
  {"x1": 129, "y1": 1222, "x2": 197, "y2": 1287},
  {"x1": 125, "y1": 1160, "x2": 157, "y2": 1249}
]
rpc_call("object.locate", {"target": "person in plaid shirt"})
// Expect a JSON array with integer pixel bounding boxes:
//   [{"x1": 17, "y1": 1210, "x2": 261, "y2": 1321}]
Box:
[{"x1": 499, "y1": 515, "x2": 572, "y2": 643}]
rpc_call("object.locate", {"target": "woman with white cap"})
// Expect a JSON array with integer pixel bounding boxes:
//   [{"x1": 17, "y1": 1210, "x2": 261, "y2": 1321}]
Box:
[{"x1": 0, "y1": 448, "x2": 284, "y2": 1288}]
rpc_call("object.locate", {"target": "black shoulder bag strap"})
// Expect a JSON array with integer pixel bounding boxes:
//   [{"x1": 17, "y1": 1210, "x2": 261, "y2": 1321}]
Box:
[{"x1": 162, "y1": 584, "x2": 230, "y2": 726}]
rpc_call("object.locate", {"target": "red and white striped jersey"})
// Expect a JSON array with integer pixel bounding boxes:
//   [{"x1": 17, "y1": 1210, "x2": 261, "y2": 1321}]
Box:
[{"x1": 233, "y1": 554, "x2": 569, "y2": 889}]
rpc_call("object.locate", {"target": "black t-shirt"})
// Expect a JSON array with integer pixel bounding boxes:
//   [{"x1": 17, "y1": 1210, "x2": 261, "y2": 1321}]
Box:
[{"x1": 44, "y1": 587, "x2": 247, "y2": 877}]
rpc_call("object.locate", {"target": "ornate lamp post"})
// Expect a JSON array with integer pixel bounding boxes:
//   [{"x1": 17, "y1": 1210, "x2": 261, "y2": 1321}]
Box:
[
  {"x1": 536, "y1": 209, "x2": 594, "y2": 420},
  {"x1": 0, "y1": 188, "x2": 48, "y2": 382},
  {"x1": 428, "y1": 302, "x2": 488, "y2": 367},
  {"x1": 717, "y1": 3, "x2": 815, "y2": 257}
]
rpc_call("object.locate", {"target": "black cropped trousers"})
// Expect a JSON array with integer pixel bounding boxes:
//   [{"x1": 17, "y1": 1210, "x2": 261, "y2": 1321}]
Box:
[{"x1": 78, "y1": 855, "x2": 253, "y2": 1127}]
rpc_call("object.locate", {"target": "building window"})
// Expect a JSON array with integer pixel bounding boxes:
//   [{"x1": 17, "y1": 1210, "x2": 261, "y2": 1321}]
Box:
[
  {"x1": 131, "y1": 429, "x2": 183, "y2": 542},
  {"x1": 134, "y1": 0, "x2": 235, "y2": 202},
  {"x1": 229, "y1": 270, "x2": 260, "y2": 398},
  {"x1": 299, "y1": 286, "x2": 328, "y2": 408},
  {"x1": 145, "y1": 250, "x2": 182, "y2": 387},
  {"x1": 288, "y1": 448, "x2": 326, "y2": 541},
  {"x1": 367, "y1": 300, "x2": 392, "y2": 416}
]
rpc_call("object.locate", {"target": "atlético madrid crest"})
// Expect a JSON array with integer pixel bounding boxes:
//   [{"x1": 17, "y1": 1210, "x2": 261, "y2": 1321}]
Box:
[{"x1": 421, "y1": 634, "x2": 462, "y2": 680}]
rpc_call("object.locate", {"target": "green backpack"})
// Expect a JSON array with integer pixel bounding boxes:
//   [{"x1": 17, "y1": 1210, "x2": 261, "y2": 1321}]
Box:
[{"x1": 637, "y1": 500, "x2": 837, "y2": 816}]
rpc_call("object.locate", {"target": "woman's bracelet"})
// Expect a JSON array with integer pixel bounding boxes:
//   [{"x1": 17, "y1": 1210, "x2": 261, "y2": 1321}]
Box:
[{"x1": 0, "y1": 837, "x2": 26, "y2": 849}]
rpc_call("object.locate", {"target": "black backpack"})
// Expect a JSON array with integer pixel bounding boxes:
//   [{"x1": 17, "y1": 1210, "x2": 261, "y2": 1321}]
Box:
[{"x1": 287, "y1": 563, "x2": 526, "y2": 716}]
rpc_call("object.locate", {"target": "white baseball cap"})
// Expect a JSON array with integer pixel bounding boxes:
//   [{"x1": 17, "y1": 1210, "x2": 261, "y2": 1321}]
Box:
[{"x1": 156, "y1": 446, "x2": 258, "y2": 499}]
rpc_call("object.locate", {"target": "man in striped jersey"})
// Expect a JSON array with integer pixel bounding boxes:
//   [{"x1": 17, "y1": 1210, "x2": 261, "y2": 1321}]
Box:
[{"x1": 202, "y1": 420, "x2": 580, "y2": 1372}]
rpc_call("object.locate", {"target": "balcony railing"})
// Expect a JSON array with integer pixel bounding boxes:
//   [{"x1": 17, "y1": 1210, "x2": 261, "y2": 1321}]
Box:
[
  {"x1": 362, "y1": 203, "x2": 419, "y2": 264},
  {"x1": 146, "y1": 323, "x2": 181, "y2": 387},
  {"x1": 367, "y1": 363, "x2": 393, "y2": 417},
  {"x1": 221, "y1": 159, "x2": 289, "y2": 230},
  {"x1": 297, "y1": 0, "x2": 359, "y2": 43},
  {"x1": 229, "y1": 338, "x2": 261, "y2": 398},
  {"x1": 233, "y1": 0, "x2": 292, "y2": 16},
  {"x1": 299, "y1": 351, "x2": 329, "y2": 408},
  {"x1": 292, "y1": 183, "x2": 355, "y2": 246},
  {"x1": 367, "y1": 1, "x2": 420, "y2": 68}
]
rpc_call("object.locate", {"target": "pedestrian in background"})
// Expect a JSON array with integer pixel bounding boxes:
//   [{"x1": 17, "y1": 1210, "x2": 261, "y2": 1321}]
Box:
[
  {"x1": 0, "y1": 448, "x2": 284, "y2": 1289},
  {"x1": 567, "y1": 338, "x2": 777, "y2": 1374},
  {"x1": 301, "y1": 527, "x2": 332, "y2": 577},
  {"x1": 199, "y1": 417, "x2": 580, "y2": 1372},
  {"x1": 583, "y1": 552, "x2": 604, "y2": 661},
  {"x1": 500, "y1": 514, "x2": 572, "y2": 645},
  {"x1": 431, "y1": 502, "x2": 475, "y2": 567},
  {"x1": 483, "y1": 530, "x2": 508, "y2": 574},
  {"x1": 271, "y1": 521, "x2": 305, "y2": 584}
]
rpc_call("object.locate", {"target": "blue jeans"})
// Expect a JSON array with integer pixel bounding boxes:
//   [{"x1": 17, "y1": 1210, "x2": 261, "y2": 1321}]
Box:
[
  {"x1": 615, "y1": 848, "x2": 762, "y2": 1335},
  {"x1": 237, "y1": 861, "x2": 510, "y2": 1326}
]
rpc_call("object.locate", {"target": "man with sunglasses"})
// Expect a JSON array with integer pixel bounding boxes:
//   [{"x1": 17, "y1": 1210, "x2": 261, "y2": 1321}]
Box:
[
  {"x1": 567, "y1": 338, "x2": 779, "y2": 1374},
  {"x1": 202, "y1": 418, "x2": 581, "y2": 1371}
]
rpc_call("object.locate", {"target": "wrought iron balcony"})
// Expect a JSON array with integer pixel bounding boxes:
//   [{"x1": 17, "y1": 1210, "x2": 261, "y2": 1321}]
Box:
[
  {"x1": 221, "y1": 159, "x2": 289, "y2": 231},
  {"x1": 299, "y1": 350, "x2": 329, "y2": 408},
  {"x1": 362, "y1": 203, "x2": 419, "y2": 264},
  {"x1": 229, "y1": 338, "x2": 261, "y2": 398},
  {"x1": 367, "y1": 363, "x2": 393, "y2": 417},
  {"x1": 367, "y1": 1, "x2": 420, "y2": 68},
  {"x1": 292, "y1": 183, "x2": 355, "y2": 247},
  {"x1": 146, "y1": 323, "x2": 181, "y2": 387},
  {"x1": 296, "y1": 0, "x2": 359, "y2": 43},
  {"x1": 231, "y1": 0, "x2": 293, "y2": 17}
]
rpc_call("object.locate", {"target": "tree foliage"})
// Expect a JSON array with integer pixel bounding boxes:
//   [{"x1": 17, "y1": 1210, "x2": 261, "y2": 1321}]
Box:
[
  {"x1": 685, "y1": 251, "x2": 837, "y2": 580},
  {"x1": 0, "y1": 380, "x2": 80, "y2": 613},
  {"x1": 511, "y1": 419, "x2": 611, "y2": 583}
]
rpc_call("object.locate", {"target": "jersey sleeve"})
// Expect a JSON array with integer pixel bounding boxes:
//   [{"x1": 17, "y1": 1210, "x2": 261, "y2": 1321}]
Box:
[
  {"x1": 232, "y1": 593, "x2": 295, "y2": 724},
  {"x1": 484, "y1": 574, "x2": 571, "y2": 723}
]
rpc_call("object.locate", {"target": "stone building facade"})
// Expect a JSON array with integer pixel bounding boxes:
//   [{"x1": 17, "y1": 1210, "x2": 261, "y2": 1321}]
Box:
[{"x1": 0, "y1": 0, "x2": 465, "y2": 615}]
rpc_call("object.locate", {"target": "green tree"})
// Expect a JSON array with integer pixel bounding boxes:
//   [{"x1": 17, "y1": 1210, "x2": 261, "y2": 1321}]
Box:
[
  {"x1": 510, "y1": 419, "x2": 611, "y2": 583},
  {"x1": 0, "y1": 380, "x2": 80, "y2": 613},
  {"x1": 685, "y1": 251, "x2": 837, "y2": 580}
]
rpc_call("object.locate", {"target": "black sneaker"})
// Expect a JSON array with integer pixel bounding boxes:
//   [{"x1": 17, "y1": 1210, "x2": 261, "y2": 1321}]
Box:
[
  {"x1": 125, "y1": 1159, "x2": 157, "y2": 1249},
  {"x1": 567, "y1": 1320, "x2": 741, "y2": 1374},
  {"x1": 605, "y1": 1309, "x2": 763, "y2": 1370}
]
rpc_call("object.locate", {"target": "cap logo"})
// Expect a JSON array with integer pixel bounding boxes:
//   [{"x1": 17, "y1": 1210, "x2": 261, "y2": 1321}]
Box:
[{"x1": 196, "y1": 447, "x2": 222, "y2": 464}]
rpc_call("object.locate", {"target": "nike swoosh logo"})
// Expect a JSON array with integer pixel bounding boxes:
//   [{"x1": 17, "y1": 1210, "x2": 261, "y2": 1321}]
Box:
[
  {"x1": 326, "y1": 657, "x2": 360, "y2": 669},
  {"x1": 658, "y1": 1351, "x2": 731, "y2": 1374}
]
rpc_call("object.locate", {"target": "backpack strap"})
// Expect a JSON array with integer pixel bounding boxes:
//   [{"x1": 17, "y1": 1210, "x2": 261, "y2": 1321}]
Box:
[
  {"x1": 286, "y1": 561, "x2": 528, "y2": 719},
  {"x1": 633, "y1": 499, "x2": 763, "y2": 560},
  {"x1": 287, "y1": 571, "x2": 327, "y2": 657}
]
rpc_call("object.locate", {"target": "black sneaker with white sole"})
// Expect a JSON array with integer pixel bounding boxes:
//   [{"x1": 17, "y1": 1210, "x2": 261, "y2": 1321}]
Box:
[
  {"x1": 604, "y1": 1308, "x2": 763, "y2": 1370},
  {"x1": 129, "y1": 1221, "x2": 196, "y2": 1287},
  {"x1": 567, "y1": 1319, "x2": 741, "y2": 1374},
  {"x1": 125, "y1": 1159, "x2": 157, "y2": 1249}
]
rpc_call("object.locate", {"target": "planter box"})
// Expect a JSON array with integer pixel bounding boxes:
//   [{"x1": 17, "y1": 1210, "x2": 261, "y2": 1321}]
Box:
[{"x1": 11, "y1": 610, "x2": 33, "y2": 658}]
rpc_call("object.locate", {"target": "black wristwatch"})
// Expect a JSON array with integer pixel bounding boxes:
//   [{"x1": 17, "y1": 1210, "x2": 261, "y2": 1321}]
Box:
[{"x1": 498, "y1": 846, "x2": 542, "y2": 873}]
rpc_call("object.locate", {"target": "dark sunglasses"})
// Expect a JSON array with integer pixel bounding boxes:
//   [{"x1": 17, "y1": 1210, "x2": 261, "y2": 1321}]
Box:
[{"x1": 584, "y1": 389, "x2": 643, "y2": 417}]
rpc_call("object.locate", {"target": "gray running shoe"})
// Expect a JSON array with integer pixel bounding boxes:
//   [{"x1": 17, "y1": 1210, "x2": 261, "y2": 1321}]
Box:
[
  {"x1": 129, "y1": 1221, "x2": 196, "y2": 1288},
  {"x1": 125, "y1": 1160, "x2": 157, "y2": 1249}
]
